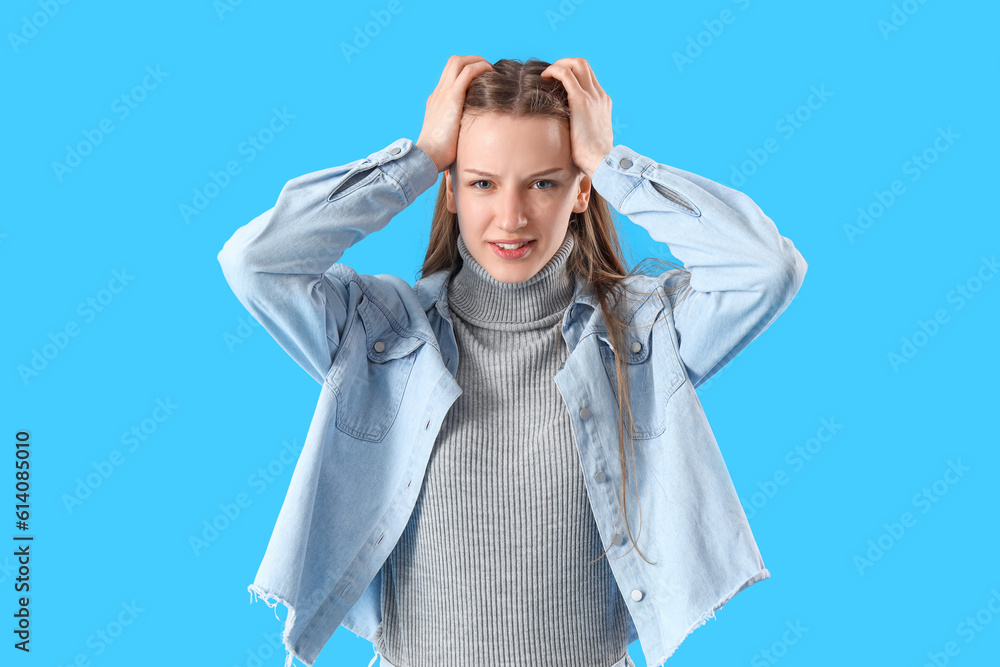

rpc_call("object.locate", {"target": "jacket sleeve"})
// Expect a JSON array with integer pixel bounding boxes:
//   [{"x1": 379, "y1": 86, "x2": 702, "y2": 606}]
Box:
[
  {"x1": 590, "y1": 144, "x2": 808, "y2": 390},
  {"x1": 216, "y1": 137, "x2": 441, "y2": 385}
]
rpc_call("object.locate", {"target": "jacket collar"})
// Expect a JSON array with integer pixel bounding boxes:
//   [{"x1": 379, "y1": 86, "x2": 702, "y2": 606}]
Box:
[{"x1": 415, "y1": 267, "x2": 653, "y2": 336}]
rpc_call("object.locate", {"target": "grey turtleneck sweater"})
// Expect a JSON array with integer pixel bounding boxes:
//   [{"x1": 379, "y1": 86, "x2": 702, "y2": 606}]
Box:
[{"x1": 373, "y1": 232, "x2": 631, "y2": 666}]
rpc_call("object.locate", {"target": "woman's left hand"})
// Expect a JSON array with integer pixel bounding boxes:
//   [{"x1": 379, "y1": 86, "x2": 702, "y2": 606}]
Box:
[{"x1": 540, "y1": 58, "x2": 614, "y2": 179}]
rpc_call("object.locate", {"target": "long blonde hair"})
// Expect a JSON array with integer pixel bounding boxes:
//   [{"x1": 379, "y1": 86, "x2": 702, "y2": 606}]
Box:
[{"x1": 419, "y1": 57, "x2": 691, "y2": 565}]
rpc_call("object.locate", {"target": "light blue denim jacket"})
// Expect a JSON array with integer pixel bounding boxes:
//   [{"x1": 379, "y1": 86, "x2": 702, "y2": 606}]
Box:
[{"x1": 217, "y1": 137, "x2": 807, "y2": 667}]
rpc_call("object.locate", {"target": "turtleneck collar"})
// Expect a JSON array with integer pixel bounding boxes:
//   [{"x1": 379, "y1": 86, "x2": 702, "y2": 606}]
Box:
[{"x1": 448, "y1": 233, "x2": 576, "y2": 328}]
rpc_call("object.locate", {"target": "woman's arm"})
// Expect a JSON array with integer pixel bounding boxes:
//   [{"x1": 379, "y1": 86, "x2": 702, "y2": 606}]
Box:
[
  {"x1": 591, "y1": 145, "x2": 808, "y2": 389},
  {"x1": 216, "y1": 138, "x2": 440, "y2": 385}
]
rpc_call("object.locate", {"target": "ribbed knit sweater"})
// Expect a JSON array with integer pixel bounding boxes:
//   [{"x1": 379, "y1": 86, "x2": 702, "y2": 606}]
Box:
[{"x1": 373, "y1": 232, "x2": 631, "y2": 666}]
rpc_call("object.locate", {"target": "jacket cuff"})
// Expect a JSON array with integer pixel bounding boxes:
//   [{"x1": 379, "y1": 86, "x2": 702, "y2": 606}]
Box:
[
  {"x1": 370, "y1": 138, "x2": 441, "y2": 204},
  {"x1": 590, "y1": 145, "x2": 655, "y2": 210}
]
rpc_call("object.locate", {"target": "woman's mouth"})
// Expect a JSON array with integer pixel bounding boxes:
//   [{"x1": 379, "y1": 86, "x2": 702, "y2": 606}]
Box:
[{"x1": 490, "y1": 240, "x2": 536, "y2": 259}]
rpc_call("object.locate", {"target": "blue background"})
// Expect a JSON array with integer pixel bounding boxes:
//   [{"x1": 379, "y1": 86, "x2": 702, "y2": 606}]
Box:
[{"x1": 4, "y1": 1, "x2": 998, "y2": 666}]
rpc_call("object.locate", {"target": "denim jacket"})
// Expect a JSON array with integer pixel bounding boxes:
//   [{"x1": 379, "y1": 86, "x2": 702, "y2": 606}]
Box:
[{"x1": 217, "y1": 137, "x2": 807, "y2": 667}]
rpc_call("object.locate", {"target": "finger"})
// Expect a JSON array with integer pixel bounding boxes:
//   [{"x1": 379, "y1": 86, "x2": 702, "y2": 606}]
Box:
[
  {"x1": 543, "y1": 58, "x2": 592, "y2": 92},
  {"x1": 578, "y1": 58, "x2": 606, "y2": 97},
  {"x1": 546, "y1": 62, "x2": 584, "y2": 100},
  {"x1": 541, "y1": 57, "x2": 573, "y2": 78},
  {"x1": 440, "y1": 55, "x2": 491, "y2": 88},
  {"x1": 563, "y1": 58, "x2": 597, "y2": 94},
  {"x1": 454, "y1": 60, "x2": 494, "y2": 93}
]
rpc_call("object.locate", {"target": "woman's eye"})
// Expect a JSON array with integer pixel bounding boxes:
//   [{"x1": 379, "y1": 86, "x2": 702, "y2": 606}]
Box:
[{"x1": 469, "y1": 180, "x2": 557, "y2": 190}]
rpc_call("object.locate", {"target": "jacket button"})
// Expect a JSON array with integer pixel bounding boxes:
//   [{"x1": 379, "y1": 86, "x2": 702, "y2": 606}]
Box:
[
  {"x1": 619, "y1": 157, "x2": 633, "y2": 169},
  {"x1": 631, "y1": 341, "x2": 642, "y2": 353},
  {"x1": 425, "y1": 419, "x2": 431, "y2": 430},
  {"x1": 374, "y1": 341, "x2": 385, "y2": 352},
  {"x1": 613, "y1": 533, "x2": 625, "y2": 546},
  {"x1": 579, "y1": 407, "x2": 591, "y2": 420},
  {"x1": 630, "y1": 589, "x2": 643, "y2": 601},
  {"x1": 406, "y1": 477, "x2": 413, "y2": 490},
  {"x1": 390, "y1": 147, "x2": 401, "y2": 155},
  {"x1": 594, "y1": 471, "x2": 606, "y2": 483}
]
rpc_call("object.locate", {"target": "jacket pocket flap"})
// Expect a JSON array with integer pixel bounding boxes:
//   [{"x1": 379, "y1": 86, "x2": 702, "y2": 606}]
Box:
[
  {"x1": 594, "y1": 322, "x2": 653, "y2": 364},
  {"x1": 357, "y1": 293, "x2": 422, "y2": 362}
]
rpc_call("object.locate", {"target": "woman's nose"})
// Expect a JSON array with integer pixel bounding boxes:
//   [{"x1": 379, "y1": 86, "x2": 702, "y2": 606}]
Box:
[{"x1": 497, "y1": 195, "x2": 528, "y2": 230}]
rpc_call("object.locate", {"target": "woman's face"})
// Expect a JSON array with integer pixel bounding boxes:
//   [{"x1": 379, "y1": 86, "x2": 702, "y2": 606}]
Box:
[{"x1": 444, "y1": 112, "x2": 592, "y2": 284}]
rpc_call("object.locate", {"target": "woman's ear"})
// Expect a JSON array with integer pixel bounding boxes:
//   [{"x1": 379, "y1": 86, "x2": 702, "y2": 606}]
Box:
[{"x1": 573, "y1": 173, "x2": 592, "y2": 214}]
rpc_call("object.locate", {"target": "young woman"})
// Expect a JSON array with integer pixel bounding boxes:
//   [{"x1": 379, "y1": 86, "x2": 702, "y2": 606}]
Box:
[{"x1": 219, "y1": 55, "x2": 807, "y2": 667}]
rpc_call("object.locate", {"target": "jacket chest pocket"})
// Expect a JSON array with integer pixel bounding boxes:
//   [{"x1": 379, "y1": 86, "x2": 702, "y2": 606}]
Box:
[
  {"x1": 325, "y1": 293, "x2": 422, "y2": 442},
  {"x1": 596, "y1": 317, "x2": 685, "y2": 440}
]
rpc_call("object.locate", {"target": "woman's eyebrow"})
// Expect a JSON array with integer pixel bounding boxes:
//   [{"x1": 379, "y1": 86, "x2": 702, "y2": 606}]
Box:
[{"x1": 463, "y1": 167, "x2": 568, "y2": 178}]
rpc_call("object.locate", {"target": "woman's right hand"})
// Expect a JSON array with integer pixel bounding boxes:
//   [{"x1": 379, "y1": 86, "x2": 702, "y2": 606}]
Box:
[{"x1": 415, "y1": 55, "x2": 494, "y2": 173}]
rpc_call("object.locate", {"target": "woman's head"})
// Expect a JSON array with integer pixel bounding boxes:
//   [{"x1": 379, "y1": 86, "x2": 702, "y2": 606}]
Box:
[
  {"x1": 421, "y1": 57, "x2": 630, "y2": 290},
  {"x1": 443, "y1": 111, "x2": 587, "y2": 284}
]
